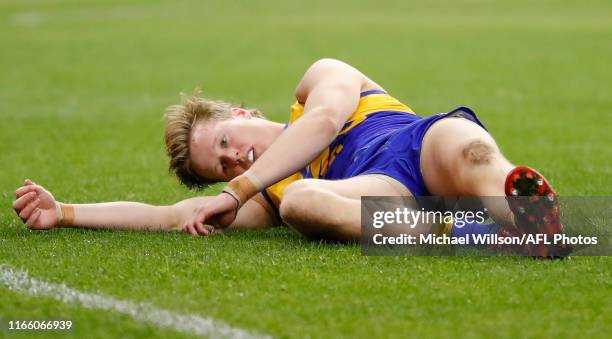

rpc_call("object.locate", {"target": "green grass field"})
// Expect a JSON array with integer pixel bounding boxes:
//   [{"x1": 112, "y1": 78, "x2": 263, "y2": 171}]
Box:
[{"x1": 1, "y1": 0, "x2": 611, "y2": 338}]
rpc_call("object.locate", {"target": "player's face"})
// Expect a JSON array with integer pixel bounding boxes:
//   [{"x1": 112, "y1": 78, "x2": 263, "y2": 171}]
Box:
[{"x1": 189, "y1": 108, "x2": 270, "y2": 182}]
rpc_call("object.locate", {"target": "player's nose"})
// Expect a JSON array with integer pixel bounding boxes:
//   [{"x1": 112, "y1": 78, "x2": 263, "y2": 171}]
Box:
[{"x1": 221, "y1": 148, "x2": 242, "y2": 164}]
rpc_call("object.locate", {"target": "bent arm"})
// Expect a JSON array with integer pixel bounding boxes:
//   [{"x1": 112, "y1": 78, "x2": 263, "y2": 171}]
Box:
[
  {"x1": 172, "y1": 193, "x2": 279, "y2": 231},
  {"x1": 248, "y1": 59, "x2": 367, "y2": 188}
]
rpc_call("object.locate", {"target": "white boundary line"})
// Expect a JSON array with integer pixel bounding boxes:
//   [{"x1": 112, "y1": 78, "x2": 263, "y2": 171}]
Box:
[{"x1": 0, "y1": 264, "x2": 270, "y2": 339}]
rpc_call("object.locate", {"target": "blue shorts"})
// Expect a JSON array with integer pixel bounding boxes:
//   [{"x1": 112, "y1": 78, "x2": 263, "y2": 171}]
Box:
[{"x1": 352, "y1": 106, "x2": 488, "y2": 196}]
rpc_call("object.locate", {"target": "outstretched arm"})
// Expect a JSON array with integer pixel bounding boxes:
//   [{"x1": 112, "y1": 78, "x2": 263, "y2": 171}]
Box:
[{"x1": 12, "y1": 179, "x2": 278, "y2": 235}]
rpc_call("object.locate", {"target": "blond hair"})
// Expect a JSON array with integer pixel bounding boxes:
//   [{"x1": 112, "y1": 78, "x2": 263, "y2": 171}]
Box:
[{"x1": 164, "y1": 89, "x2": 264, "y2": 189}]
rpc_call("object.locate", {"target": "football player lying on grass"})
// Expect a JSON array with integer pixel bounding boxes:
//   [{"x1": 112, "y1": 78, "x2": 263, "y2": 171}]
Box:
[{"x1": 13, "y1": 59, "x2": 567, "y2": 257}]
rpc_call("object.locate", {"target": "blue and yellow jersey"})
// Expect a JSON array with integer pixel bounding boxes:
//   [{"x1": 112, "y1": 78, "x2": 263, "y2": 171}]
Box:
[{"x1": 261, "y1": 89, "x2": 421, "y2": 213}]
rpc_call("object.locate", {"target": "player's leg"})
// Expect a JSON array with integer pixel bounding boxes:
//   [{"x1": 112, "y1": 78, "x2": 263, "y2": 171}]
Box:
[
  {"x1": 420, "y1": 117, "x2": 567, "y2": 256},
  {"x1": 278, "y1": 175, "x2": 437, "y2": 241},
  {"x1": 420, "y1": 117, "x2": 515, "y2": 225}
]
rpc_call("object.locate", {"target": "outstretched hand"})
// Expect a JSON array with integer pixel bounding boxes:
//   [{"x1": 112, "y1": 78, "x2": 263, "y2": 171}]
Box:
[
  {"x1": 182, "y1": 192, "x2": 239, "y2": 236},
  {"x1": 12, "y1": 179, "x2": 58, "y2": 230}
]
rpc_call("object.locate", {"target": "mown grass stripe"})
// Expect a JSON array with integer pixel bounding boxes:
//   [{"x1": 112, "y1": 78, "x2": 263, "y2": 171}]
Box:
[{"x1": 0, "y1": 264, "x2": 270, "y2": 339}]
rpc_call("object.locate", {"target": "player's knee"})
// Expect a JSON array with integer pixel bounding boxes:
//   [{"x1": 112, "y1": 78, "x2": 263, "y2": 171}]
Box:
[
  {"x1": 279, "y1": 180, "x2": 316, "y2": 226},
  {"x1": 279, "y1": 186, "x2": 323, "y2": 240},
  {"x1": 454, "y1": 137, "x2": 511, "y2": 195},
  {"x1": 461, "y1": 138, "x2": 496, "y2": 165}
]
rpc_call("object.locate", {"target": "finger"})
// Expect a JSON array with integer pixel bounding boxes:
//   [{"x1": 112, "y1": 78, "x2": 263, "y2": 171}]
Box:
[
  {"x1": 195, "y1": 208, "x2": 209, "y2": 224},
  {"x1": 19, "y1": 198, "x2": 40, "y2": 220},
  {"x1": 182, "y1": 222, "x2": 193, "y2": 234},
  {"x1": 15, "y1": 185, "x2": 37, "y2": 199},
  {"x1": 185, "y1": 222, "x2": 198, "y2": 236},
  {"x1": 194, "y1": 221, "x2": 210, "y2": 236},
  {"x1": 12, "y1": 191, "x2": 37, "y2": 211},
  {"x1": 25, "y1": 209, "x2": 42, "y2": 228}
]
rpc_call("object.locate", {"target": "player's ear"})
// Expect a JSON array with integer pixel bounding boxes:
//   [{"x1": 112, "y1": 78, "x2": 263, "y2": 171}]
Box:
[{"x1": 230, "y1": 107, "x2": 252, "y2": 119}]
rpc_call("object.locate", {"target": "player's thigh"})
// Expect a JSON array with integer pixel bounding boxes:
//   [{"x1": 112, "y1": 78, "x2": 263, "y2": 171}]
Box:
[
  {"x1": 420, "y1": 117, "x2": 501, "y2": 195},
  {"x1": 284, "y1": 174, "x2": 410, "y2": 201},
  {"x1": 280, "y1": 175, "x2": 411, "y2": 240}
]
